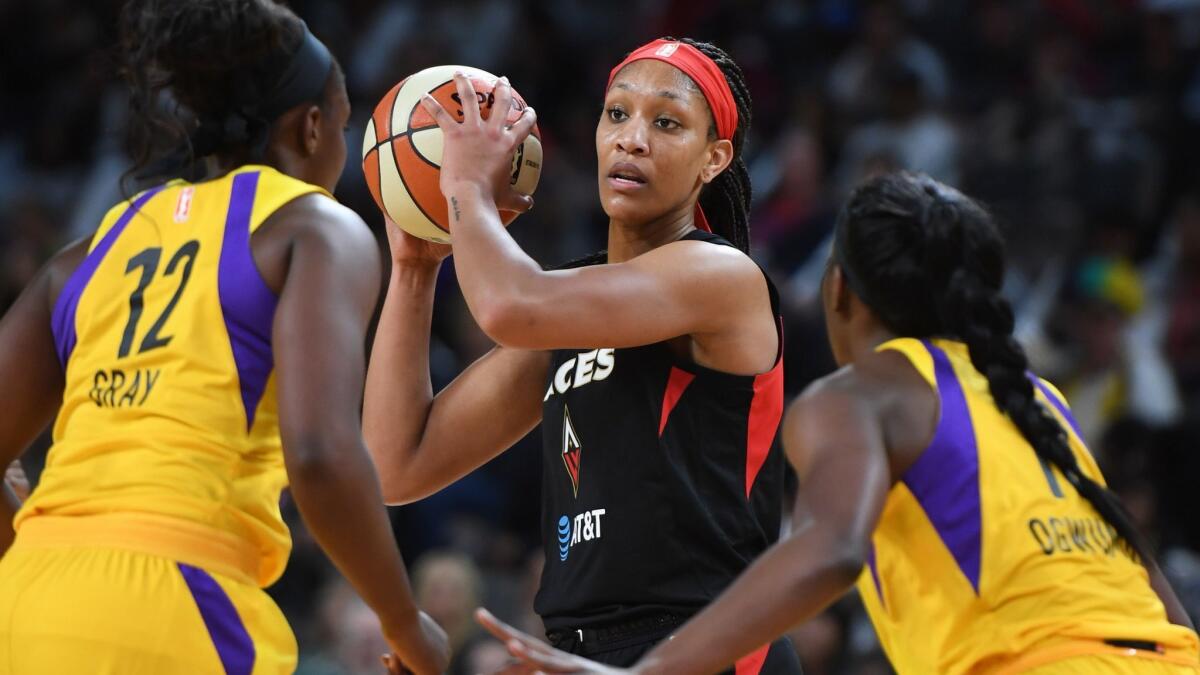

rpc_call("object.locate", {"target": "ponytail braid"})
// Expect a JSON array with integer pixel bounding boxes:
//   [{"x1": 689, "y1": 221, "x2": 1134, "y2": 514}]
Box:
[
  {"x1": 839, "y1": 173, "x2": 1150, "y2": 563},
  {"x1": 679, "y1": 37, "x2": 753, "y2": 254}
]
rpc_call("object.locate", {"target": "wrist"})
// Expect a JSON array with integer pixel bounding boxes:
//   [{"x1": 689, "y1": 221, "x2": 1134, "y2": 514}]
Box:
[
  {"x1": 390, "y1": 256, "x2": 443, "y2": 276},
  {"x1": 442, "y1": 180, "x2": 489, "y2": 201},
  {"x1": 379, "y1": 605, "x2": 422, "y2": 639}
]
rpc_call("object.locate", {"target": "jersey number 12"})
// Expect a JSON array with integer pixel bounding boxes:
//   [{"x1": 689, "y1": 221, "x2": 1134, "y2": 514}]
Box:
[{"x1": 118, "y1": 240, "x2": 200, "y2": 358}]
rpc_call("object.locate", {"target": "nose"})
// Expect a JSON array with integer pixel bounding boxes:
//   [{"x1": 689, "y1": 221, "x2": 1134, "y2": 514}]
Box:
[{"x1": 615, "y1": 117, "x2": 649, "y2": 156}]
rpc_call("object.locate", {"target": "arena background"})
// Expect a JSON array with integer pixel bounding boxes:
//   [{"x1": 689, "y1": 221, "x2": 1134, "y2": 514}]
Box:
[{"x1": 4, "y1": 1, "x2": 1200, "y2": 673}]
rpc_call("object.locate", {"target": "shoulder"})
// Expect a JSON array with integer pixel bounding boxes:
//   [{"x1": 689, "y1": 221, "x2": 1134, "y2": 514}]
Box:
[
  {"x1": 263, "y1": 194, "x2": 377, "y2": 261},
  {"x1": 631, "y1": 238, "x2": 766, "y2": 299},
  {"x1": 44, "y1": 235, "x2": 95, "y2": 312},
  {"x1": 786, "y1": 349, "x2": 937, "y2": 469}
]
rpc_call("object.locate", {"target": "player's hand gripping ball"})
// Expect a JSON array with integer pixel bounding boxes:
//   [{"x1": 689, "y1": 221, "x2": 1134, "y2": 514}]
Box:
[{"x1": 362, "y1": 65, "x2": 543, "y2": 243}]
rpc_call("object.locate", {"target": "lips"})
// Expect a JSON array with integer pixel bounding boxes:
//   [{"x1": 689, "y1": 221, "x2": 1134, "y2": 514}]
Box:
[{"x1": 607, "y1": 161, "x2": 648, "y2": 191}]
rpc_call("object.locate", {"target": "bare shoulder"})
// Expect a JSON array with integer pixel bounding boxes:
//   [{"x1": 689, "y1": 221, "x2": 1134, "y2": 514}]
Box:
[
  {"x1": 45, "y1": 235, "x2": 95, "y2": 310},
  {"x1": 633, "y1": 238, "x2": 763, "y2": 289},
  {"x1": 264, "y1": 193, "x2": 376, "y2": 254},
  {"x1": 825, "y1": 348, "x2": 938, "y2": 474}
]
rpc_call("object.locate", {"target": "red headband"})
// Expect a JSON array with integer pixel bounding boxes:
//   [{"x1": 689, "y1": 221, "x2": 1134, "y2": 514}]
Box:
[
  {"x1": 607, "y1": 39, "x2": 738, "y2": 233},
  {"x1": 607, "y1": 39, "x2": 739, "y2": 141}
]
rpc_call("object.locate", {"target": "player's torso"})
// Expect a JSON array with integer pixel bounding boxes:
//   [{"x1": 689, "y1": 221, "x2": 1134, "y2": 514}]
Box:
[
  {"x1": 534, "y1": 246, "x2": 786, "y2": 628},
  {"x1": 21, "y1": 165, "x2": 326, "y2": 587},
  {"x1": 859, "y1": 338, "x2": 1199, "y2": 674}
]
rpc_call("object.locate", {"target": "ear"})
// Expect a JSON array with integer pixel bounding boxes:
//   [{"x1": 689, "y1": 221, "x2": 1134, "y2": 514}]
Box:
[
  {"x1": 299, "y1": 104, "x2": 323, "y2": 157},
  {"x1": 829, "y1": 263, "x2": 853, "y2": 316},
  {"x1": 700, "y1": 138, "x2": 734, "y2": 184}
]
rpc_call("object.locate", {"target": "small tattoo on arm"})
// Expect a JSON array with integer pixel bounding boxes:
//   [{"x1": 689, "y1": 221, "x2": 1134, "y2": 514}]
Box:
[{"x1": 450, "y1": 196, "x2": 462, "y2": 222}]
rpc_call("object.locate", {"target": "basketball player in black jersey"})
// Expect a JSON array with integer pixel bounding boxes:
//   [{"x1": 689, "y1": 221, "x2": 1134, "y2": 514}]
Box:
[{"x1": 364, "y1": 39, "x2": 802, "y2": 674}]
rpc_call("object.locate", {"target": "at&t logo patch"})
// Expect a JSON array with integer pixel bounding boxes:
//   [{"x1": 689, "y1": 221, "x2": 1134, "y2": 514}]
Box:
[{"x1": 556, "y1": 509, "x2": 606, "y2": 562}]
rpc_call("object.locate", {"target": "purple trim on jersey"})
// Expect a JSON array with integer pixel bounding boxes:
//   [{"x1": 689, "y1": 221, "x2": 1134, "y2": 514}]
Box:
[
  {"x1": 866, "y1": 543, "x2": 886, "y2": 609},
  {"x1": 177, "y1": 563, "x2": 255, "y2": 675},
  {"x1": 1029, "y1": 375, "x2": 1083, "y2": 439},
  {"x1": 217, "y1": 171, "x2": 277, "y2": 431},
  {"x1": 902, "y1": 341, "x2": 983, "y2": 593},
  {"x1": 50, "y1": 186, "x2": 165, "y2": 367}
]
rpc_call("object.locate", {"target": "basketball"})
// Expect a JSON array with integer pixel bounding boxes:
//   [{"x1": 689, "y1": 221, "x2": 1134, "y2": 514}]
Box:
[{"x1": 361, "y1": 65, "x2": 543, "y2": 243}]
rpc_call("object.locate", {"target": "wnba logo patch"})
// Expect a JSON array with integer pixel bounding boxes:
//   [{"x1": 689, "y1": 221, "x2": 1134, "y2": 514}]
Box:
[
  {"x1": 173, "y1": 186, "x2": 194, "y2": 223},
  {"x1": 562, "y1": 406, "x2": 582, "y2": 496},
  {"x1": 655, "y1": 42, "x2": 681, "y2": 57}
]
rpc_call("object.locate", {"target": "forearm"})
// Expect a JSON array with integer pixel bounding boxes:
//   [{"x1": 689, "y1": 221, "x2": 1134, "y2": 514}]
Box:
[
  {"x1": 288, "y1": 446, "x2": 420, "y2": 634},
  {"x1": 363, "y1": 261, "x2": 441, "y2": 495},
  {"x1": 636, "y1": 533, "x2": 860, "y2": 675},
  {"x1": 444, "y1": 185, "x2": 543, "y2": 323}
]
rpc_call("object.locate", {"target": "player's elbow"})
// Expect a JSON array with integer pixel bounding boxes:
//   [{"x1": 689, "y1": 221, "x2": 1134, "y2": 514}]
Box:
[
  {"x1": 473, "y1": 294, "x2": 541, "y2": 349},
  {"x1": 282, "y1": 426, "x2": 360, "y2": 481},
  {"x1": 822, "y1": 538, "x2": 870, "y2": 588}
]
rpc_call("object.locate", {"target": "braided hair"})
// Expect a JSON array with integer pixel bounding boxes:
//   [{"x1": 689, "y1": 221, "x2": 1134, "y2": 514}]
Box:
[
  {"x1": 118, "y1": 0, "x2": 324, "y2": 183},
  {"x1": 835, "y1": 172, "x2": 1149, "y2": 562},
  {"x1": 677, "y1": 37, "x2": 753, "y2": 254},
  {"x1": 560, "y1": 37, "x2": 754, "y2": 269}
]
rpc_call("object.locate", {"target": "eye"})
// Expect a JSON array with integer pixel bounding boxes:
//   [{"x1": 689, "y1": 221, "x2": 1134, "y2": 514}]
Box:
[
  {"x1": 654, "y1": 117, "x2": 681, "y2": 130},
  {"x1": 607, "y1": 107, "x2": 628, "y2": 122}
]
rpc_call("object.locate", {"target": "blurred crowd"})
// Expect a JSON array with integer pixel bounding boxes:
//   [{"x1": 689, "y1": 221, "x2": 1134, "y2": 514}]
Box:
[{"x1": 5, "y1": 1, "x2": 1200, "y2": 673}]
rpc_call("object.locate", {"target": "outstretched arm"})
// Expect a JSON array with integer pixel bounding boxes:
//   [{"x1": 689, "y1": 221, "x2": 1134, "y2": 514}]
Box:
[
  {"x1": 633, "y1": 385, "x2": 891, "y2": 673},
  {"x1": 362, "y1": 222, "x2": 548, "y2": 505},
  {"x1": 272, "y1": 201, "x2": 447, "y2": 675}
]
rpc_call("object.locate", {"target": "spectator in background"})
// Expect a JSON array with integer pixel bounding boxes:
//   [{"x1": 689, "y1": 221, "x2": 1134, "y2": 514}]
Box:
[
  {"x1": 827, "y1": 0, "x2": 948, "y2": 121},
  {"x1": 298, "y1": 580, "x2": 390, "y2": 675},
  {"x1": 411, "y1": 551, "x2": 484, "y2": 675},
  {"x1": 834, "y1": 63, "x2": 959, "y2": 196},
  {"x1": 1048, "y1": 256, "x2": 1182, "y2": 445},
  {"x1": 1164, "y1": 188, "x2": 1200, "y2": 403}
]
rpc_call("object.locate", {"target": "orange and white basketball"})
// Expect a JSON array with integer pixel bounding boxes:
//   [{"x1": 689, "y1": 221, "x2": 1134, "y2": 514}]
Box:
[{"x1": 362, "y1": 65, "x2": 543, "y2": 243}]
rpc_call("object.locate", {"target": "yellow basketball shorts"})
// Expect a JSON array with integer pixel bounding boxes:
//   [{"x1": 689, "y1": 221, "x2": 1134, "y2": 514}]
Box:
[
  {"x1": 0, "y1": 544, "x2": 296, "y2": 674},
  {"x1": 1024, "y1": 653, "x2": 1200, "y2": 674}
]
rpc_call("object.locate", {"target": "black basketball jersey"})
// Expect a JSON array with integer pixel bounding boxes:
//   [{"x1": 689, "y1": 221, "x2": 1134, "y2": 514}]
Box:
[{"x1": 534, "y1": 230, "x2": 787, "y2": 631}]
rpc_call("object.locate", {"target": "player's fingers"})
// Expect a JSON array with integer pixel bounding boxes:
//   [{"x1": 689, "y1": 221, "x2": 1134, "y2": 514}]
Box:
[
  {"x1": 478, "y1": 609, "x2": 559, "y2": 657},
  {"x1": 453, "y1": 71, "x2": 481, "y2": 125},
  {"x1": 497, "y1": 191, "x2": 534, "y2": 215},
  {"x1": 506, "y1": 641, "x2": 579, "y2": 673},
  {"x1": 419, "y1": 94, "x2": 457, "y2": 133},
  {"x1": 380, "y1": 654, "x2": 403, "y2": 675},
  {"x1": 475, "y1": 607, "x2": 511, "y2": 641},
  {"x1": 491, "y1": 76, "x2": 514, "y2": 131},
  {"x1": 507, "y1": 107, "x2": 537, "y2": 147}
]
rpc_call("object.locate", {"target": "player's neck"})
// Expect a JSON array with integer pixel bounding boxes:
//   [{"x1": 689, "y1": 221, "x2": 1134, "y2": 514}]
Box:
[
  {"x1": 606, "y1": 205, "x2": 697, "y2": 263},
  {"x1": 848, "y1": 323, "x2": 899, "y2": 364}
]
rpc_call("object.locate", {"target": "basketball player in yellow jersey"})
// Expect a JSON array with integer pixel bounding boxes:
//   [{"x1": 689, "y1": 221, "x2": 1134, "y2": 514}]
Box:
[
  {"x1": 0, "y1": 1, "x2": 450, "y2": 673},
  {"x1": 476, "y1": 172, "x2": 1200, "y2": 675}
]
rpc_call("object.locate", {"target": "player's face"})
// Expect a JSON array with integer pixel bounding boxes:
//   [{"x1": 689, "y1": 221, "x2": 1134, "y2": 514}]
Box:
[{"x1": 597, "y1": 60, "x2": 727, "y2": 226}]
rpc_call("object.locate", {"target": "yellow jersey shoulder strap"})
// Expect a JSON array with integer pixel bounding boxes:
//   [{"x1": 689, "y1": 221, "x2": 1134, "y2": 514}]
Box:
[
  {"x1": 241, "y1": 165, "x2": 332, "y2": 234},
  {"x1": 876, "y1": 337, "x2": 937, "y2": 389}
]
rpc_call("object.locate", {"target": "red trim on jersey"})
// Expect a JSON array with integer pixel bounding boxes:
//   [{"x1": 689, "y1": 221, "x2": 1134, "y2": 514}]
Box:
[
  {"x1": 735, "y1": 643, "x2": 771, "y2": 675},
  {"x1": 744, "y1": 323, "x2": 784, "y2": 497},
  {"x1": 659, "y1": 366, "x2": 696, "y2": 437}
]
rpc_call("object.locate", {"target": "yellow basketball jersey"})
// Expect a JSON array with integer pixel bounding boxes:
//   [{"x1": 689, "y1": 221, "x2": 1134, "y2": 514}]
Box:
[
  {"x1": 18, "y1": 165, "x2": 329, "y2": 588},
  {"x1": 857, "y1": 338, "x2": 1200, "y2": 674}
]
